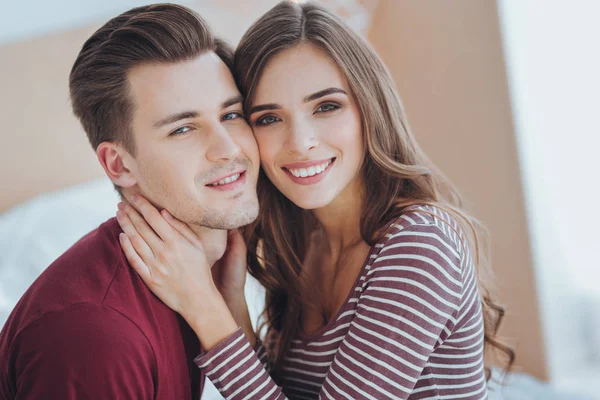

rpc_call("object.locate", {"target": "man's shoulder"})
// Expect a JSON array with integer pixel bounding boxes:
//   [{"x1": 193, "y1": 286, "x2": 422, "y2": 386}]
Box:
[
  {"x1": 15, "y1": 302, "x2": 153, "y2": 350},
  {"x1": 27, "y1": 217, "x2": 124, "y2": 299},
  {"x1": 0, "y1": 302, "x2": 157, "y2": 400},
  {"x1": 0, "y1": 218, "x2": 131, "y2": 345},
  {"x1": 51, "y1": 216, "x2": 124, "y2": 275}
]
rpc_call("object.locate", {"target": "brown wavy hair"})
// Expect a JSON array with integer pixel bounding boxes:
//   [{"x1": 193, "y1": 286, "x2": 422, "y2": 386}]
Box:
[{"x1": 236, "y1": 0, "x2": 514, "y2": 382}]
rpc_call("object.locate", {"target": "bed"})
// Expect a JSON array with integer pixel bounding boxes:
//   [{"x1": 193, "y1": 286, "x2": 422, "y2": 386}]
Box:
[{"x1": 0, "y1": 178, "x2": 595, "y2": 399}]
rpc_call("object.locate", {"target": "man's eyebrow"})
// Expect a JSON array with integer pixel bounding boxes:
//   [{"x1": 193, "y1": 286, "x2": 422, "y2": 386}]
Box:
[
  {"x1": 222, "y1": 95, "x2": 244, "y2": 109},
  {"x1": 249, "y1": 103, "x2": 282, "y2": 115},
  {"x1": 249, "y1": 87, "x2": 347, "y2": 115},
  {"x1": 153, "y1": 111, "x2": 199, "y2": 128},
  {"x1": 303, "y1": 87, "x2": 347, "y2": 103},
  {"x1": 152, "y1": 96, "x2": 243, "y2": 128}
]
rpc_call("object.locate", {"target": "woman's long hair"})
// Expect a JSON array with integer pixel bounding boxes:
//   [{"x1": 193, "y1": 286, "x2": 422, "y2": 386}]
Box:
[{"x1": 236, "y1": 0, "x2": 514, "y2": 381}]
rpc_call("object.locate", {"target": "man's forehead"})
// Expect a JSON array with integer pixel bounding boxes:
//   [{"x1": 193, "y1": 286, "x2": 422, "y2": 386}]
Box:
[{"x1": 128, "y1": 53, "x2": 238, "y2": 114}]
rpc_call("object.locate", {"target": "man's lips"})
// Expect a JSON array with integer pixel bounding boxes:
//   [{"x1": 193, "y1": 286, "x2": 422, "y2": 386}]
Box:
[{"x1": 205, "y1": 170, "x2": 246, "y2": 186}]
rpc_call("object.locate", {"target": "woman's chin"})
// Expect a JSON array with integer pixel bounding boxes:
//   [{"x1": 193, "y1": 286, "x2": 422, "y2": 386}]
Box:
[
  {"x1": 287, "y1": 194, "x2": 333, "y2": 211},
  {"x1": 273, "y1": 180, "x2": 336, "y2": 210}
]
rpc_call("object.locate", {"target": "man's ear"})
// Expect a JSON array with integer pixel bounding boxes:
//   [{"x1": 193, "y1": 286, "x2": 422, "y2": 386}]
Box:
[{"x1": 96, "y1": 142, "x2": 137, "y2": 188}]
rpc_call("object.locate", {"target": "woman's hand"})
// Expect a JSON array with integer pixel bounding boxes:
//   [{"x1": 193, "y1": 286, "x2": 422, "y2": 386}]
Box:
[
  {"x1": 115, "y1": 193, "x2": 215, "y2": 317},
  {"x1": 212, "y1": 229, "x2": 257, "y2": 346},
  {"x1": 115, "y1": 193, "x2": 246, "y2": 349},
  {"x1": 212, "y1": 229, "x2": 247, "y2": 301}
]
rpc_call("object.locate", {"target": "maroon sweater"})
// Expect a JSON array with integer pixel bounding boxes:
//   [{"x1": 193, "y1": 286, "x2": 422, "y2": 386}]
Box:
[{"x1": 0, "y1": 218, "x2": 202, "y2": 399}]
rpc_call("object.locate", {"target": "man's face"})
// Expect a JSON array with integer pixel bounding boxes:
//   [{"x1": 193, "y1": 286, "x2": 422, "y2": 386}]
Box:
[{"x1": 124, "y1": 52, "x2": 259, "y2": 230}]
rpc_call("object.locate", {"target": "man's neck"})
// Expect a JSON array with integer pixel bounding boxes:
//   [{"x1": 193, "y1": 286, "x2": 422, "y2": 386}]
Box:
[
  {"x1": 189, "y1": 224, "x2": 228, "y2": 266},
  {"x1": 120, "y1": 188, "x2": 228, "y2": 266}
]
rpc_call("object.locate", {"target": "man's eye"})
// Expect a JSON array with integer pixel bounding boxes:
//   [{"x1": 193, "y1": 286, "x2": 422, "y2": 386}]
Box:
[
  {"x1": 316, "y1": 103, "x2": 339, "y2": 113},
  {"x1": 170, "y1": 126, "x2": 192, "y2": 136},
  {"x1": 222, "y1": 112, "x2": 243, "y2": 121},
  {"x1": 255, "y1": 115, "x2": 280, "y2": 126}
]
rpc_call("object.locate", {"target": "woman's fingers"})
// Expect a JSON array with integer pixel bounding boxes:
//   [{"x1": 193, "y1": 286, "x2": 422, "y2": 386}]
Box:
[
  {"x1": 162, "y1": 209, "x2": 204, "y2": 249},
  {"x1": 124, "y1": 193, "x2": 175, "y2": 244},
  {"x1": 228, "y1": 229, "x2": 247, "y2": 256},
  {"x1": 119, "y1": 202, "x2": 166, "y2": 253},
  {"x1": 119, "y1": 233, "x2": 152, "y2": 281},
  {"x1": 224, "y1": 229, "x2": 248, "y2": 264},
  {"x1": 116, "y1": 209, "x2": 156, "y2": 265}
]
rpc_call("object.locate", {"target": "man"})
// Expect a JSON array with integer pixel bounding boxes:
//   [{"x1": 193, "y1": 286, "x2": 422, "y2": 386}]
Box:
[{"x1": 0, "y1": 4, "x2": 259, "y2": 399}]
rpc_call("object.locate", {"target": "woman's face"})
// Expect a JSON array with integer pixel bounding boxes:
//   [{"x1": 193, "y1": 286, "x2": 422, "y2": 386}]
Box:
[{"x1": 248, "y1": 44, "x2": 364, "y2": 210}]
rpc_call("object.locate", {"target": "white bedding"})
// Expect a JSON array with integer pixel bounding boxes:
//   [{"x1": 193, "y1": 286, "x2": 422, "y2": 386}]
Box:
[
  {"x1": 488, "y1": 369, "x2": 596, "y2": 400},
  {"x1": 0, "y1": 178, "x2": 595, "y2": 399},
  {"x1": 0, "y1": 178, "x2": 120, "y2": 322}
]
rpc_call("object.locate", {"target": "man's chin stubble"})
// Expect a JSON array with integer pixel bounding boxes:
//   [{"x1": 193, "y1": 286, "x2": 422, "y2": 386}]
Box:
[{"x1": 193, "y1": 199, "x2": 259, "y2": 230}]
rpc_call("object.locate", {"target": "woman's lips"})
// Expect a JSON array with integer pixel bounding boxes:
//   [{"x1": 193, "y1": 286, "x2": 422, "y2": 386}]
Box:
[{"x1": 282, "y1": 158, "x2": 335, "y2": 185}]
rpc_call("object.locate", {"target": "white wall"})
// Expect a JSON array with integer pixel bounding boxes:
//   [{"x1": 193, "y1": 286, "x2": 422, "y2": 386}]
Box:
[
  {"x1": 0, "y1": 0, "x2": 198, "y2": 46},
  {"x1": 498, "y1": 0, "x2": 600, "y2": 389},
  {"x1": 0, "y1": 0, "x2": 375, "y2": 47}
]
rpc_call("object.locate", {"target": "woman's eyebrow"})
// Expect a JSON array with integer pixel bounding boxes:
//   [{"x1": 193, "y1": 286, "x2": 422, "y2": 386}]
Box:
[
  {"x1": 249, "y1": 87, "x2": 347, "y2": 115},
  {"x1": 303, "y1": 87, "x2": 347, "y2": 102}
]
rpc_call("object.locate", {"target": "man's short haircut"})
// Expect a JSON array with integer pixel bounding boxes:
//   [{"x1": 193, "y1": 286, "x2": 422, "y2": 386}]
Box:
[{"x1": 69, "y1": 3, "x2": 233, "y2": 155}]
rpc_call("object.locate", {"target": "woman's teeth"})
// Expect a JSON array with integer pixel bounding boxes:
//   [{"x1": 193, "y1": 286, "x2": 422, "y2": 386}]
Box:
[
  {"x1": 288, "y1": 160, "x2": 332, "y2": 178},
  {"x1": 210, "y1": 173, "x2": 241, "y2": 186}
]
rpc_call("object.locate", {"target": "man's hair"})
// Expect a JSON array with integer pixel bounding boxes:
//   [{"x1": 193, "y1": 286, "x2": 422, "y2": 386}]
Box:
[{"x1": 69, "y1": 3, "x2": 233, "y2": 155}]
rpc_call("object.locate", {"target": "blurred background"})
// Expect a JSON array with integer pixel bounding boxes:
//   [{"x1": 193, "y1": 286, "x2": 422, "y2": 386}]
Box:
[{"x1": 0, "y1": 0, "x2": 598, "y2": 399}]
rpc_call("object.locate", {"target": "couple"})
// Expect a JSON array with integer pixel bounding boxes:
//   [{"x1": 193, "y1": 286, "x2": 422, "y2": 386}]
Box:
[{"x1": 0, "y1": 2, "x2": 511, "y2": 399}]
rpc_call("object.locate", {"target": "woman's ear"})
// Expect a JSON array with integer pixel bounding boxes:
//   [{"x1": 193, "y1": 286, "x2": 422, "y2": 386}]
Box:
[{"x1": 96, "y1": 142, "x2": 137, "y2": 188}]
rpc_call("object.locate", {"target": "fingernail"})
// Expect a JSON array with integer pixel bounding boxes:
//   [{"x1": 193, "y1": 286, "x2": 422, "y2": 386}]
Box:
[
  {"x1": 131, "y1": 194, "x2": 139, "y2": 202},
  {"x1": 116, "y1": 210, "x2": 124, "y2": 220},
  {"x1": 119, "y1": 233, "x2": 126, "y2": 242},
  {"x1": 162, "y1": 210, "x2": 172, "y2": 220},
  {"x1": 117, "y1": 202, "x2": 125, "y2": 210}
]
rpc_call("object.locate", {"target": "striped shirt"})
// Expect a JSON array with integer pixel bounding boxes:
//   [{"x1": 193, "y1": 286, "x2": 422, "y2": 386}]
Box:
[{"x1": 196, "y1": 205, "x2": 488, "y2": 399}]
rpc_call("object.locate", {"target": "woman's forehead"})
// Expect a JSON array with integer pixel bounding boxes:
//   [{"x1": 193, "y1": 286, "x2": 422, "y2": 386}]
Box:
[{"x1": 253, "y1": 44, "x2": 349, "y2": 104}]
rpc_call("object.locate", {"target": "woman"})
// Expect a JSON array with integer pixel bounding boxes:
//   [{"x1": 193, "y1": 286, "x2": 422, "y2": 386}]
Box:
[{"x1": 116, "y1": 1, "x2": 513, "y2": 398}]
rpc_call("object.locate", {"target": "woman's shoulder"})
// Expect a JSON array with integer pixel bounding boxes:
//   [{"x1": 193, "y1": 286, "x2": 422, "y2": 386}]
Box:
[
  {"x1": 363, "y1": 204, "x2": 467, "y2": 303},
  {"x1": 376, "y1": 204, "x2": 465, "y2": 258}
]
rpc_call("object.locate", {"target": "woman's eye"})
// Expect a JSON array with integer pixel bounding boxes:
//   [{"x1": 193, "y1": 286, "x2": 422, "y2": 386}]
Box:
[
  {"x1": 222, "y1": 112, "x2": 243, "y2": 121},
  {"x1": 170, "y1": 126, "x2": 192, "y2": 136},
  {"x1": 255, "y1": 115, "x2": 280, "y2": 126},
  {"x1": 315, "y1": 103, "x2": 339, "y2": 113}
]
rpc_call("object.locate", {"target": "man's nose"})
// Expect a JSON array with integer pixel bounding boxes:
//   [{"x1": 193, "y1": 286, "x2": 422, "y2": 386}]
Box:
[{"x1": 205, "y1": 123, "x2": 242, "y2": 162}]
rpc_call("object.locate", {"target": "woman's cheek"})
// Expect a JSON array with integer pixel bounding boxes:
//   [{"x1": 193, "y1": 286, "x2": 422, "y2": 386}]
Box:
[
  {"x1": 336, "y1": 112, "x2": 362, "y2": 143},
  {"x1": 257, "y1": 129, "x2": 284, "y2": 160},
  {"x1": 321, "y1": 117, "x2": 351, "y2": 143}
]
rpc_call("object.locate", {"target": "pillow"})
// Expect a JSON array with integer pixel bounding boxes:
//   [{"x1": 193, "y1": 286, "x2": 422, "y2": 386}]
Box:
[{"x1": 487, "y1": 369, "x2": 596, "y2": 400}]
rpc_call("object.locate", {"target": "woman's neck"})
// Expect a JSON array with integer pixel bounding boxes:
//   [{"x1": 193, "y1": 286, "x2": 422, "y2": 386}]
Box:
[{"x1": 311, "y1": 178, "x2": 365, "y2": 258}]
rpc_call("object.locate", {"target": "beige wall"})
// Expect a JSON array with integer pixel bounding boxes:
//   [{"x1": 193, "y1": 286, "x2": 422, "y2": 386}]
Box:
[
  {"x1": 368, "y1": 0, "x2": 547, "y2": 379},
  {"x1": 0, "y1": 0, "x2": 547, "y2": 380},
  {"x1": 0, "y1": 25, "x2": 105, "y2": 211}
]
